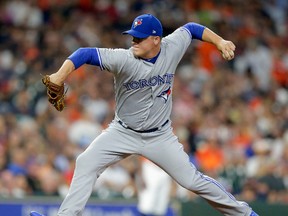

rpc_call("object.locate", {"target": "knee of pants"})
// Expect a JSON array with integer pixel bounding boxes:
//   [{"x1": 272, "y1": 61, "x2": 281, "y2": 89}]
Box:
[
  {"x1": 75, "y1": 152, "x2": 106, "y2": 178},
  {"x1": 74, "y1": 152, "x2": 102, "y2": 175},
  {"x1": 75, "y1": 153, "x2": 86, "y2": 168},
  {"x1": 75, "y1": 153, "x2": 88, "y2": 172},
  {"x1": 177, "y1": 179, "x2": 195, "y2": 191},
  {"x1": 175, "y1": 171, "x2": 205, "y2": 192}
]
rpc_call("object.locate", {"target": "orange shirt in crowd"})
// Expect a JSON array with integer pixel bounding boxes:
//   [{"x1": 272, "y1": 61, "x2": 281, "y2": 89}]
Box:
[
  {"x1": 272, "y1": 58, "x2": 288, "y2": 87},
  {"x1": 195, "y1": 141, "x2": 224, "y2": 172},
  {"x1": 197, "y1": 43, "x2": 222, "y2": 73}
]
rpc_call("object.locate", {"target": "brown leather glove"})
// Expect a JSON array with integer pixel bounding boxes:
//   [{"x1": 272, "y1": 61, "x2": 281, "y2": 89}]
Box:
[{"x1": 42, "y1": 75, "x2": 66, "y2": 111}]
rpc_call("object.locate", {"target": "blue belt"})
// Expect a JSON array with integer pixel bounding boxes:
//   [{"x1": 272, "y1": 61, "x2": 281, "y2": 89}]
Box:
[{"x1": 118, "y1": 119, "x2": 169, "y2": 133}]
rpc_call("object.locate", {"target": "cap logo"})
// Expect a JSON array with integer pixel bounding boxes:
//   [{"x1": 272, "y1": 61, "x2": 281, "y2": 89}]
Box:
[
  {"x1": 133, "y1": 19, "x2": 142, "y2": 28},
  {"x1": 123, "y1": 14, "x2": 163, "y2": 38}
]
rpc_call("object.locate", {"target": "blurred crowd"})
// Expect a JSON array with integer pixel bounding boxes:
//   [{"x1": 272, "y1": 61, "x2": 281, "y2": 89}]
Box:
[{"x1": 0, "y1": 0, "x2": 288, "y2": 205}]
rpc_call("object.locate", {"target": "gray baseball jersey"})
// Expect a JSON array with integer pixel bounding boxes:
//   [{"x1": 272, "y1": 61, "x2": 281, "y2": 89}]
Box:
[
  {"x1": 98, "y1": 27, "x2": 190, "y2": 130},
  {"x1": 57, "y1": 27, "x2": 254, "y2": 216}
]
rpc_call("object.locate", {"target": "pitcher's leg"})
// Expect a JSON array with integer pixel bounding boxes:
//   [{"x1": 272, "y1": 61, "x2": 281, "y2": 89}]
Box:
[
  {"x1": 57, "y1": 151, "x2": 116, "y2": 216},
  {"x1": 177, "y1": 163, "x2": 250, "y2": 216},
  {"x1": 57, "y1": 126, "x2": 134, "y2": 216},
  {"x1": 143, "y1": 131, "x2": 252, "y2": 216}
]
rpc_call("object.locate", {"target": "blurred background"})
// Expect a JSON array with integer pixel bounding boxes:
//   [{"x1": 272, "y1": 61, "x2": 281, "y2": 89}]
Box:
[{"x1": 0, "y1": 0, "x2": 287, "y2": 215}]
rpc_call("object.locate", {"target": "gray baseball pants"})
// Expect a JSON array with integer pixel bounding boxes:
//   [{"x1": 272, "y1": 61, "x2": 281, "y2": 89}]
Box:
[{"x1": 57, "y1": 121, "x2": 252, "y2": 216}]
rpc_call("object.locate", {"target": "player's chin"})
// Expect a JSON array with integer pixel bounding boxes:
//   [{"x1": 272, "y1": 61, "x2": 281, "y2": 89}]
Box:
[{"x1": 132, "y1": 48, "x2": 141, "y2": 57}]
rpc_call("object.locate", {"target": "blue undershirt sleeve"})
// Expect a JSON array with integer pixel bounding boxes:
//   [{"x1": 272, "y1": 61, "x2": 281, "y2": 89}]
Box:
[
  {"x1": 68, "y1": 48, "x2": 101, "y2": 69},
  {"x1": 183, "y1": 22, "x2": 205, "y2": 40}
]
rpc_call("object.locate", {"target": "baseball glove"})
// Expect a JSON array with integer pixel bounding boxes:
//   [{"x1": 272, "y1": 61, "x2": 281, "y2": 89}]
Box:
[{"x1": 42, "y1": 75, "x2": 66, "y2": 111}]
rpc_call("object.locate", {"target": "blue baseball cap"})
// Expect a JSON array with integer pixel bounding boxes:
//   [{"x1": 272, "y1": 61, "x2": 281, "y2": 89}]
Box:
[{"x1": 123, "y1": 14, "x2": 163, "y2": 38}]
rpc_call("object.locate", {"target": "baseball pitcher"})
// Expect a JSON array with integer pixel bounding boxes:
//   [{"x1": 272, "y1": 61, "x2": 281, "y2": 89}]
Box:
[{"x1": 32, "y1": 14, "x2": 259, "y2": 216}]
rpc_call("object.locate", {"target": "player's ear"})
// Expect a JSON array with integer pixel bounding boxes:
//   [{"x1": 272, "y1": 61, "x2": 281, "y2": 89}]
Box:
[{"x1": 153, "y1": 36, "x2": 161, "y2": 45}]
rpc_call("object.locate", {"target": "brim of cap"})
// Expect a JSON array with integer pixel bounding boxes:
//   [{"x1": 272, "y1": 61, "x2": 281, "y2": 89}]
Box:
[{"x1": 122, "y1": 29, "x2": 149, "y2": 38}]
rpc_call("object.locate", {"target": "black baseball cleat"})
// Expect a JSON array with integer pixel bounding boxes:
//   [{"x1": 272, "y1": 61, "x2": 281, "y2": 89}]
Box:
[{"x1": 30, "y1": 211, "x2": 45, "y2": 216}]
